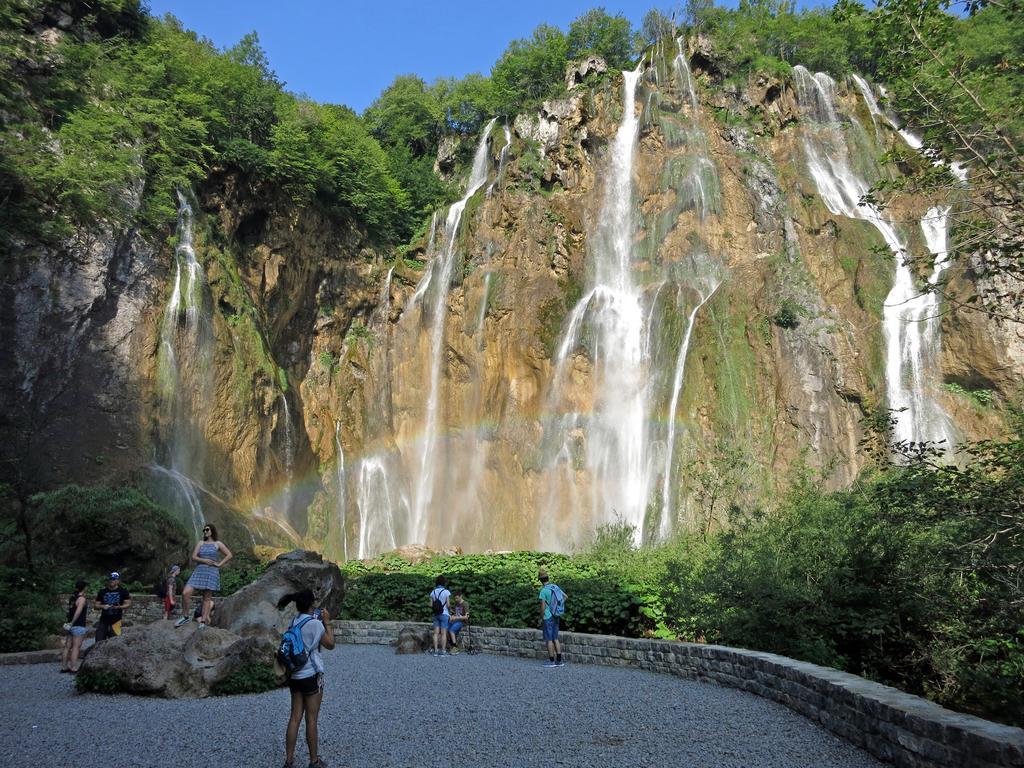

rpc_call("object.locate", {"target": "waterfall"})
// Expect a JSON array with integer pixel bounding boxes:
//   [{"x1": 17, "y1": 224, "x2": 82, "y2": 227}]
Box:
[
  {"x1": 334, "y1": 421, "x2": 348, "y2": 561},
  {"x1": 278, "y1": 392, "x2": 294, "y2": 517},
  {"x1": 477, "y1": 272, "x2": 492, "y2": 336},
  {"x1": 850, "y1": 74, "x2": 883, "y2": 138},
  {"x1": 660, "y1": 276, "x2": 720, "y2": 538},
  {"x1": 152, "y1": 190, "x2": 213, "y2": 539},
  {"x1": 654, "y1": 41, "x2": 724, "y2": 537},
  {"x1": 673, "y1": 38, "x2": 700, "y2": 113},
  {"x1": 793, "y1": 66, "x2": 956, "y2": 450},
  {"x1": 487, "y1": 124, "x2": 512, "y2": 198},
  {"x1": 379, "y1": 265, "x2": 394, "y2": 322},
  {"x1": 410, "y1": 211, "x2": 440, "y2": 307},
  {"x1": 409, "y1": 118, "x2": 496, "y2": 544},
  {"x1": 544, "y1": 68, "x2": 652, "y2": 545},
  {"x1": 356, "y1": 455, "x2": 405, "y2": 558}
]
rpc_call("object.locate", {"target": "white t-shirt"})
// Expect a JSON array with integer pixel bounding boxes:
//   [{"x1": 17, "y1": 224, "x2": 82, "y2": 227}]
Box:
[
  {"x1": 290, "y1": 614, "x2": 325, "y2": 679},
  {"x1": 430, "y1": 587, "x2": 451, "y2": 616}
]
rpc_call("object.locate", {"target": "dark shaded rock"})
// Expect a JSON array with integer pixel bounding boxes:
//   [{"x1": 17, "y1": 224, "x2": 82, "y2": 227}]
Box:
[{"x1": 394, "y1": 626, "x2": 431, "y2": 655}]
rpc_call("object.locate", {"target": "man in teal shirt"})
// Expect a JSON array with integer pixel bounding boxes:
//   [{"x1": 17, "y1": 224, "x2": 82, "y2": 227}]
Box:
[{"x1": 538, "y1": 570, "x2": 566, "y2": 667}]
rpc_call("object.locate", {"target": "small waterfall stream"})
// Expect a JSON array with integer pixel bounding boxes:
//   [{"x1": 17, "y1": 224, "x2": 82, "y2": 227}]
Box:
[
  {"x1": 794, "y1": 66, "x2": 956, "y2": 450},
  {"x1": 334, "y1": 421, "x2": 348, "y2": 561},
  {"x1": 278, "y1": 392, "x2": 295, "y2": 518}
]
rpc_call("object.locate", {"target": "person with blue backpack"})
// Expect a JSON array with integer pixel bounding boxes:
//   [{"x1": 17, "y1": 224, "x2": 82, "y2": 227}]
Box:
[
  {"x1": 538, "y1": 570, "x2": 567, "y2": 668},
  {"x1": 277, "y1": 589, "x2": 335, "y2": 768}
]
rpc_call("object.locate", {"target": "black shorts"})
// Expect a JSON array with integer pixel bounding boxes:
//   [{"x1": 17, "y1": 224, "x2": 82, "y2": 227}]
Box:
[{"x1": 288, "y1": 673, "x2": 324, "y2": 696}]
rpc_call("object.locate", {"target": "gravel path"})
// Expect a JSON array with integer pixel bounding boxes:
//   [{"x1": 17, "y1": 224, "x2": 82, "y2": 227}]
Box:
[{"x1": 1, "y1": 645, "x2": 883, "y2": 768}]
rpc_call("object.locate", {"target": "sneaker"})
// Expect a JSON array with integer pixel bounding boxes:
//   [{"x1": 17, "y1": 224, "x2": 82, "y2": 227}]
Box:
[
  {"x1": 543, "y1": 660, "x2": 557, "y2": 668},
  {"x1": 174, "y1": 616, "x2": 191, "y2": 628},
  {"x1": 197, "y1": 622, "x2": 206, "y2": 630},
  {"x1": 308, "y1": 759, "x2": 328, "y2": 768},
  {"x1": 449, "y1": 647, "x2": 461, "y2": 655},
  {"x1": 556, "y1": 660, "x2": 566, "y2": 667}
]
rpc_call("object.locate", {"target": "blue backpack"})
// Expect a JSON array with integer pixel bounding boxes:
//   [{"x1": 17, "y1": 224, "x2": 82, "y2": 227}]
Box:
[
  {"x1": 276, "y1": 616, "x2": 313, "y2": 676},
  {"x1": 548, "y1": 584, "x2": 566, "y2": 617}
]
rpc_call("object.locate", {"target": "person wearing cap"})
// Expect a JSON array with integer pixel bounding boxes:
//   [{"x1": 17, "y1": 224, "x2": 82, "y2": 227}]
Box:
[{"x1": 94, "y1": 572, "x2": 132, "y2": 642}]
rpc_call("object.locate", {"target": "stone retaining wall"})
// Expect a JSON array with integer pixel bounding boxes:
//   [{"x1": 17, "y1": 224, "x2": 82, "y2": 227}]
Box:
[
  {"x1": 332, "y1": 620, "x2": 1024, "y2": 768},
  {"x1": 58, "y1": 594, "x2": 222, "y2": 627}
]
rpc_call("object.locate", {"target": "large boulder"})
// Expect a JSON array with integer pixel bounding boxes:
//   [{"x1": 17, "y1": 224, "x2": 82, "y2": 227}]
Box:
[
  {"x1": 211, "y1": 549, "x2": 344, "y2": 647},
  {"x1": 79, "y1": 621, "x2": 264, "y2": 697}
]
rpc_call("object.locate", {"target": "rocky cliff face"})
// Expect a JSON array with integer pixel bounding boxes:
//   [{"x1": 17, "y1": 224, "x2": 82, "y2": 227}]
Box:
[{"x1": 3, "y1": 42, "x2": 1019, "y2": 559}]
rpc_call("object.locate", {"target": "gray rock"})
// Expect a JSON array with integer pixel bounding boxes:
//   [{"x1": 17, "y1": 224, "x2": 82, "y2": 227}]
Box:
[
  {"x1": 79, "y1": 620, "x2": 263, "y2": 697},
  {"x1": 211, "y1": 549, "x2": 344, "y2": 648},
  {"x1": 565, "y1": 55, "x2": 607, "y2": 90},
  {"x1": 434, "y1": 135, "x2": 459, "y2": 177},
  {"x1": 394, "y1": 626, "x2": 431, "y2": 654}
]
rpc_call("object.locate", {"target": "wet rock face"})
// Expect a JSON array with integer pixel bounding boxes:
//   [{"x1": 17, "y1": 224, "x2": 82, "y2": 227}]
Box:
[{"x1": 0, "y1": 179, "x2": 160, "y2": 492}]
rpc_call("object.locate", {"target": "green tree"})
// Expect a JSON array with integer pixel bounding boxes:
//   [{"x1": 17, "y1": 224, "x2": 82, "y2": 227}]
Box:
[
  {"x1": 567, "y1": 8, "x2": 638, "y2": 70},
  {"x1": 641, "y1": 9, "x2": 676, "y2": 44},
  {"x1": 363, "y1": 75, "x2": 441, "y2": 154},
  {"x1": 490, "y1": 24, "x2": 570, "y2": 116},
  {"x1": 871, "y1": 0, "x2": 1024, "y2": 320},
  {"x1": 432, "y1": 73, "x2": 494, "y2": 134}
]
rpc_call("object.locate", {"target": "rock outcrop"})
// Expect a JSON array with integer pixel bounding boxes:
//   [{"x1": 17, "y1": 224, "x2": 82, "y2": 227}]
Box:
[
  {"x1": 80, "y1": 620, "x2": 264, "y2": 698},
  {"x1": 212, "y1": 549, "x2": 344, "y2": 647}
]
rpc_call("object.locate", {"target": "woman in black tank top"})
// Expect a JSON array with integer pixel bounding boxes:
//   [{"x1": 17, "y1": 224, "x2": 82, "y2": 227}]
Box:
[{"x1": 60, "y1": 580, "x2": 88, "y2": 673}]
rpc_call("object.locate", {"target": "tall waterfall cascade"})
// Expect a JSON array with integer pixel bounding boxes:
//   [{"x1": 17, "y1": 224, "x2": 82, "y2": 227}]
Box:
[
  {"x1": 151, "y1": 190, "x2": 214, "y2": 538},
  {"x1": 793, "y1": 66, "x2": 957, "y2": 451}
]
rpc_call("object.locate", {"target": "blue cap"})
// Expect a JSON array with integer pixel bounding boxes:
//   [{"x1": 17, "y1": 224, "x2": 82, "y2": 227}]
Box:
[{"x1": 109, "y1": 572, "x2": 120, "y2": 580}]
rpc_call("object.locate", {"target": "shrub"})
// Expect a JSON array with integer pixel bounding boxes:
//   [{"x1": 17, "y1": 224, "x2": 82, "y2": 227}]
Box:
[
  {"x1": 211, "y1": 663, "x2": 278, "y2": 695},
  {"x1": 75, "y1": 669, "x2": 126, "y2": 694},
  {"x1": 0, "y1": 567, "x2": 63, "y2": 653}
]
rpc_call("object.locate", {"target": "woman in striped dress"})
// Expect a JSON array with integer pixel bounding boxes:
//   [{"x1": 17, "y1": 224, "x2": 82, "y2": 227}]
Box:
[{"x1": 175, "y1": 523, "x2": 232, "y2": 628}]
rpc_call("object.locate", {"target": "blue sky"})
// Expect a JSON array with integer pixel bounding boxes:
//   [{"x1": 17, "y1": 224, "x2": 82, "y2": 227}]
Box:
[{"x1": 146, "y1": 1, "x2": 675, "y2": 112}]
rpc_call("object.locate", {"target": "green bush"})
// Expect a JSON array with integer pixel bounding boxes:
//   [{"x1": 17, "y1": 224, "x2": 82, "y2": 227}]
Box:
[
  {"x1": 75, "y1": 669, "x2": 126, "y2": 694},
  {"x1": 771, "y1": 298, "x2": 804, "y2": 329},
  {"x1": 340, "y1": 549, "x2": 654, "y2": 637},
  {"x1": 0, "y1": 567, "x2": 63, "y2": 653},
  {"x1": 210, "y1": 662, "x2": 278, "y2": 695},
  {"x1": 29, "y1": 484, "x2": 190, "y2": 583}
]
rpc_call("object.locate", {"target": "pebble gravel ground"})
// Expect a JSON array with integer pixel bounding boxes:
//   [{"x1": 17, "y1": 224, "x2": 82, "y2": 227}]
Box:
[{"x1": 1, "y1": 645, "x2": 884, "y2": 768}]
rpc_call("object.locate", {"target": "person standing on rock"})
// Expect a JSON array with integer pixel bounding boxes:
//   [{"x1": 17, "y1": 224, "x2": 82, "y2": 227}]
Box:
[
  {"x1": 278, "y1": 588, "x2": 335, "y2": 768},
  {"x1": 60, "y1": 579, "x2": 88, "y2": 672},
  {"x1": 175, "y1": 524, "x2": 232, "y2": 629},
  {"x1": 538, "y1": 570, "x2": 566, "y2": 668},
  {"x1": 429, "y1": 576, "x2": 451, "y2": 656},
  {"x1": 94, "y1": 572, "x2": 131, "y2": 642}
]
